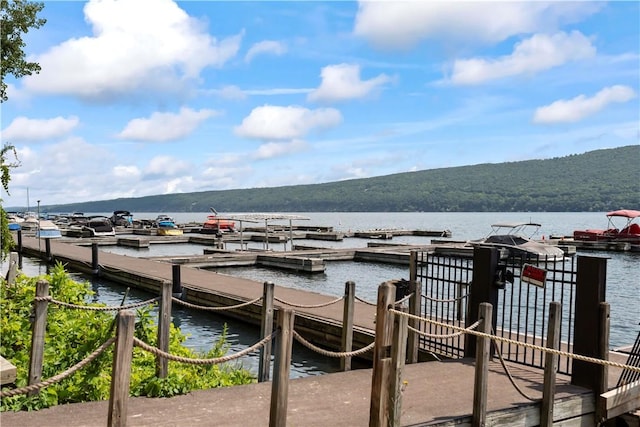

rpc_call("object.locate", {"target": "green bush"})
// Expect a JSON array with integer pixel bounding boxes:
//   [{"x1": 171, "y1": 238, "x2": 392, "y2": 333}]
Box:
[{"x1": 0, "y1": 263, "x2": 254, "y2": 411}]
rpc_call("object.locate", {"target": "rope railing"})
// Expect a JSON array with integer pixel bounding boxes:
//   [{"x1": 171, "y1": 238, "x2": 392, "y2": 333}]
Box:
[
  {"x1": 172, "y1": 296, "x2": 262, "y2": 311},
  {"x1": 354, "y1": 293, "x2": 415, "y2": 306},
  {"x1": 407, "y1": 319, "x2": 481, "y2": 340},
  {"x1": 354, "y1": 295, "x2": 376, "y2": 306},
  {"x1": 0, "y1": 337, "x2": 116, "y2": 398},
  {"x1": 292, "y1": 330, "x2": 375, "y2": 358},
  {"x1": 395, "y1": 292, "x2": 414, "y2": 305},
  {"x1": 132, "y1": 332, "x2": 276, "y2": 365},
  {"x1": 36, "y1": 295, "x2": 160, "y2": 311},
  {"x1": 389, "y1": 308, "x2": 640, "y2": 373},
  {"x1": 491, "y1": 326, "x2": 539, "y2": 402},
  {"x1": 423, "y1": 293, "x2": 468, "y2": 303},
  {"x1": 274, "y1": 295, "x2": 343, "y2": 309}
]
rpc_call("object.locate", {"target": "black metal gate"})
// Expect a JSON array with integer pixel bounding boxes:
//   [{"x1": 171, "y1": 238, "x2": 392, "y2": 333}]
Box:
[{"x1": 413, "y1": 250, "x2": 578, "y2": 374}]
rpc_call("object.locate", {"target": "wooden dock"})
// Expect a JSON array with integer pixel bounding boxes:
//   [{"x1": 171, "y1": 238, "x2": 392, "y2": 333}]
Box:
[
  {"x1": 4, "y1": 236, "x2": 639, "y2": 426},
  {"x1": 0, "y1": 359, "x2": 602, "y2": 427}
]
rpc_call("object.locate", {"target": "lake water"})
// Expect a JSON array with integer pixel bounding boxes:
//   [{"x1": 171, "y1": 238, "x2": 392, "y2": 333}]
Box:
[{"x1": 3, "y1": 212, "x2": 638, "y2": 377}]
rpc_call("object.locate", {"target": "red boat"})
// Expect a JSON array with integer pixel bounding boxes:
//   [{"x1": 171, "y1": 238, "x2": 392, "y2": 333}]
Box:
[
  {"x1": 573, "y1": 209, "x2": 640, "y2": 243},
  {"x1": 202, "y1": 215, "x2": 236, "y2": 233}
]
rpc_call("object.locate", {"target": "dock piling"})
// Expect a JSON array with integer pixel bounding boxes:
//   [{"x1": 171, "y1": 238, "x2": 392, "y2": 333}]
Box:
[
  {"x1": 541, "y1": 301, "x2": 561, "y2": 426},
  {"x1": 369, "y1": 280, "x2": 396, "y2": 427},
  {"x1": 108, "y1": 310, "x2": 135, "y2": 427},
  {"x1": 171, "y1": 264, "x2": 182, "y2": 296},
  {"x1": 341, "y1": 281, "x2": 355, "y2": 371},
  {"x1": 269, "y1": 309, "x2": 294, "y2": 427},
  {"x1": 259, "y1": 281, "x2": 275, "y2": 383},
  {"x1": 156, "y1": 281, "x2": 172, "y2": 378},
  {"x1": 472, "y1": 302, "x2": 492, "y2": 427},
  {"x1": 91, "y1": 243, "x2": 99, "y2": 276},
  {"x1": 17, "y1": 230, "x2": 23, "y2": 268},
  {"x1": 28, "y1": 280, "x2": 49, "y2": 396},
  {"x1": 44, "y1": 238, "x2": 52, "y2": 263}
]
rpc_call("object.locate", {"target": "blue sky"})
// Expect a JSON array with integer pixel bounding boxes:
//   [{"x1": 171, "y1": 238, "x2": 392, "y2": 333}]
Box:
[{"x1": 1, "y1": 0, "x2": 638, "y2": 208}]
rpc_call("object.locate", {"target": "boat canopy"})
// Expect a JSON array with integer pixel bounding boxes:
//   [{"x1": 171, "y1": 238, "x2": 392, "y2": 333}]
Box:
[
  {"x1": 606, "y1": 210, "x2": 640, "y2": 219},
  {"x1": 490, "y1": 222, "x2": 542, "y2": 229}
]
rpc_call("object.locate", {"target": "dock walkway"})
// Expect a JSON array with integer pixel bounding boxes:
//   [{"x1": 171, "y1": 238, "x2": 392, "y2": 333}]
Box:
[
  {"x1": 1, "y1": 359, "x2": 594, "y2": 427},
  {"x1": 18, "y1": 236, "x2": 377, "y2": 332}
]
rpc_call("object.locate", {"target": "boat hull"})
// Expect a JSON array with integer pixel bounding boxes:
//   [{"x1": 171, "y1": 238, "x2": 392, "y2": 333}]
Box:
[{"x1": 157, "y1": 228, "x2": 183, "y2": 236}]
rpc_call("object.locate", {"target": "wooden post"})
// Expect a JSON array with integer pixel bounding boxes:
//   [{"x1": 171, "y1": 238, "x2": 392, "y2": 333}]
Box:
[
  {"x1": 572, "y1": 256, "x2": 607, "y2": 390},
  {"x1": 541, "y1": 302, "x2": 561, "y2": 427},
  {"x1": 369, "y1": 281, "x2": 396, "y2": 427},
  {"x1": 28, "y1": 280, "x2": 49, "y2": 396},
  {"x1": 6, "y1": 252, "x2": 19, "y2": 285},
  {"x1": 472, "y1": 302, "x2": 492, "y2": 427},
  {"x1": 389, "y1": 305, "x2": 408, "y2": 426},
  {"x1": 466, "y1": 247, "x2": 499, "y2": 358},
  {"x1": 171, "y1": 264, "x2": 182, "y2": 295},
  {"x1": 44, "y1": 238, "x2": 52, "y2": 263},
  {"x1": 108, "y1": 310, "x2": 135, "y2": 427},
  {"x1": 269, "y1": 309, "x2": 294, "y2": 427},
  {"x1": 259, "y1": 281, "x2": 275, "y2": 382},
  {"x1": 341, "y1": 281, "x2": 355, "y2": 371},
  {"x1": 91, "y1": 243, "x2": 99, "y2": 275},
  {"x1": 156, "y1": 281, "x2": 172, "y2": 378},
  {"x1": 406, "y1": 260, "x2": 422, "y2": 364}
]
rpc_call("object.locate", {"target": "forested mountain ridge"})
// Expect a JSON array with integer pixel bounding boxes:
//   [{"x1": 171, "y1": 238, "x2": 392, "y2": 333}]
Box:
[{"x1": 38, "y1": 145, "x2": 640, "y2": 213}]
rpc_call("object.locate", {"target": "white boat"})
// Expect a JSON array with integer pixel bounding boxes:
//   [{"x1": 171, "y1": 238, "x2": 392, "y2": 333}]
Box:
[
  {"x1": 434, "y1": 222, "x2": 566, "y2": 262},
  {"x1": 469, "y1": 222, "x2": 566, "y2": 262},
  {"x1": 84, "y1": 216, "x2": 116, "y2": 237},
  {"x1": 35, "y1": 219, "x2": 62, "y2": 239}
]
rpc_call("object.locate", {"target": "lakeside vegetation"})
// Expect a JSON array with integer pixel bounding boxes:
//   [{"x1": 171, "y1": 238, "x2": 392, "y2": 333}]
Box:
[
  {"x1": 0, "y1": 264, "x2": 253, "y2": 411},
  {"x1": 17, "y1": 145, "x2": 640, "y2": 214}
]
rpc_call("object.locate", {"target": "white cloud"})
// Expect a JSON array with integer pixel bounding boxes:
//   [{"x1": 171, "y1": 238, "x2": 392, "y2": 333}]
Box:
[
  {"x1": 22, "y1": 0, "x2": 243, "y2": 100},
  {"x1": 308, "y1": 64, "x2": 392, "y2": 103},
  {"x1": 2, "y1": 116, "x2": 79, "y2": 141},
  {"x1": 253, "y1": 140, "x2": 309, "y2": 159},
  {"x1": 449, "y1": 31, "x2": 596, "y2": 85},
  {"x1": 210, "y1": 85, "x2": 247, "y2": 100},
  {"x1": 353, "y1": 1, "x2": 602, "y2": 49},
  {"x1": 117, "y1": 107, "x2": 219, "y2": 142},
  {"x1": 113, "y1": 165, "x2": 141, "y2": 179},
  {"x1": 8, "y1": 138, "x2": 117, "y2": 204},
  {"x1": 235, "y1": 105, "x2": 342, "y2": 140},
  {"x1": 533, "y1": 85, "x2": 637, "y2": 124},
  {"x1": 143, "y1": 155, "x2": 191, "y2": 177},
  {"x1": 245, "y1": 40, "x2": 287, "y2": 63}
]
